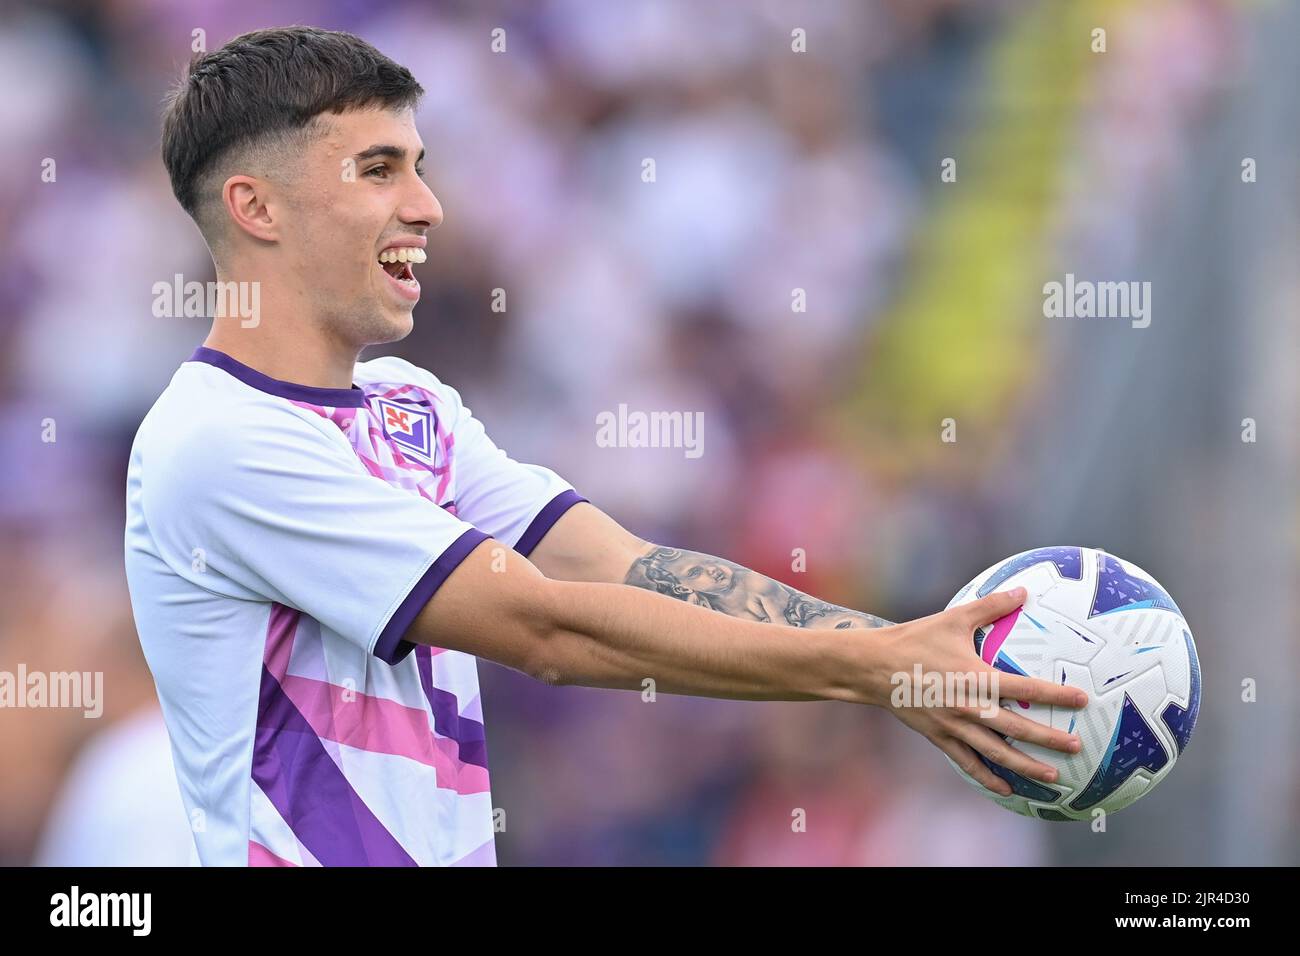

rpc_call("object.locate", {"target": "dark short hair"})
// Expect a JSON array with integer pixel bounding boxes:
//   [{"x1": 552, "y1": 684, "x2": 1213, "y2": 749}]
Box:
[{"x1": 161, "y1": 26, "x2": 423, "y2": 225}]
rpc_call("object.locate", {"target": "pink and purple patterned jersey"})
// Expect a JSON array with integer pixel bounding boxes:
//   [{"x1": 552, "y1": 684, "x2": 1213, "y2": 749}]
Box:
[{"x1": 124, "y1": 347, "x2": 584, "y2": 866}]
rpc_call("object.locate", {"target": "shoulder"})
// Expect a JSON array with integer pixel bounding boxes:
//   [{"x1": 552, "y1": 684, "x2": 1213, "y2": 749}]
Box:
[
  {"x1": 355, "y1": 353, "x2": 467, "y2": 412},
  {"x1": 133, "y1": 361, "x2": 354, "y2": 493}
]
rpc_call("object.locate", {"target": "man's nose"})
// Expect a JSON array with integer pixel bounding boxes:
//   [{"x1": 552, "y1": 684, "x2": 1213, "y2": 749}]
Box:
[{"x1": 402, "y1": 178, "x2": 443, "y2": 229}]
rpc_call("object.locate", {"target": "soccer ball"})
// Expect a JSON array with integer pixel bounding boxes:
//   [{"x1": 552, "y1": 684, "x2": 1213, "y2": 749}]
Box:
[{"x1": 944, "y1": 547, "x2": 1201, "y2": 821}]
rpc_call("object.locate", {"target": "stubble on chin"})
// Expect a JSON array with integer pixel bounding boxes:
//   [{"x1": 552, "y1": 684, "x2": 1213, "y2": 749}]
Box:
[
  {"x1": 325, "y1": 295, "x2": 414, "y2": 347},
  {"x1": 369, "y1": 309, "x2": 415, "y2": 344}
]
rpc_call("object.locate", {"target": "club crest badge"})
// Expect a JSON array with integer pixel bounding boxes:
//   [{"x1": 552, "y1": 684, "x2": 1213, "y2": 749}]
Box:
[{"x1": 377, "y1": 399, "x2": 433, "y2": 459}]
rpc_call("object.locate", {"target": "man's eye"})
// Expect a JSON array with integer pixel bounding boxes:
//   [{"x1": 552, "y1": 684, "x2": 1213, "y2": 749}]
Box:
[
  {"x1": 415, "y1": 167, "x2": 427, "y2": 179},
  {"x1": 365, "y1": 164, "x2": 389, "y2": 179}
]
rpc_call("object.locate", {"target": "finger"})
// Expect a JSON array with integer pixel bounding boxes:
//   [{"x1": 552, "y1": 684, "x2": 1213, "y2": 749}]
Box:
[
  {"x1": 959, "y1": 587, "x2": 1027, "y2": 629},
  {"x1": 995, "y1": 673, "x2": 1089, "y2": 709},
  {"x1": 951, "y1": 721, "x2": 1059, "y2": 785},
  {"x1": 933, "y1": 735, "x2": 1013, "y2": 797},
  {"x1": 981, "y1": 707, "x2": 1081, "y2": 755}
]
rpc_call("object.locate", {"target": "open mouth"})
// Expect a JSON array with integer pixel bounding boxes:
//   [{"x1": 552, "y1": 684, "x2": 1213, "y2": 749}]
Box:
[{"x1": 377, "y1": 246, "x2": 426, "y2": 299}]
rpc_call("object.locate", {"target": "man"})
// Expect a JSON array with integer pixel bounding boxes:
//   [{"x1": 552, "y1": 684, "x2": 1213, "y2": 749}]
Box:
[{"x1": 125, "y1": 26, "x2": 1085, "y2": 866}]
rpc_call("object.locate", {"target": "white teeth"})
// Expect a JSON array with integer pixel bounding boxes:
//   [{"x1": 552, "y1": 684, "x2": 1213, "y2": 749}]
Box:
[{"x1": 378, "y1": 247, "x2": 427, "y2": 265}]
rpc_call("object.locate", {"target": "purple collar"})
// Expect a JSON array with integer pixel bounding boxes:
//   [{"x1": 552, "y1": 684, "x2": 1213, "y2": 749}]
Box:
[{"x1": 187, "y1": 346, "x2": 367, "y2": 408}]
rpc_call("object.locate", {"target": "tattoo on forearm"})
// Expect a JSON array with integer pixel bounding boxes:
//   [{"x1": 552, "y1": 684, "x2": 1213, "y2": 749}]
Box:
[{"x1": 624, "y1": 546, "x2": 892, "y2": 629}]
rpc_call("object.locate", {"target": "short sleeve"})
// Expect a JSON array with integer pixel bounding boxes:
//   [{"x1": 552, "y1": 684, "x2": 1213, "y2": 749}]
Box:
[
  {"x1": 444, "y1": 386, "x2": 587, "y2": 556},
  {"x1": 147, "y1": 402, "x2": 489, "y2": 665}
]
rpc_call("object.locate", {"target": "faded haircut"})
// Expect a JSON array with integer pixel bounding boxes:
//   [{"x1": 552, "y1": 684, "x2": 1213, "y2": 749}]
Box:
[{"x1": 161, "y1": 26, "x2": 423, "y2": 241}]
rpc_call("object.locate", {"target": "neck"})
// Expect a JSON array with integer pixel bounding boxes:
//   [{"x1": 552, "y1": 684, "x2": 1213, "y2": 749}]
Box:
[{"x1": 202, "y1": 272, "x2": 359, "y2": 389}]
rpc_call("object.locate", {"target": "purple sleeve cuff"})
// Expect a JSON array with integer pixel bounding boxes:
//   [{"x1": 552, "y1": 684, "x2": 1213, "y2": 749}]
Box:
[
  {"x1": 514, "y1": 490, "x2": 587, "y2": 557},
  {"x1": 373, "y1": 527, "x2": 492, "y2": 665}
]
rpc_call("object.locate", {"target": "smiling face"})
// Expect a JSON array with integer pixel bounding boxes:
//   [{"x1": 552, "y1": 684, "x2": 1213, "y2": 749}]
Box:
[
  {"x1": 273, "y1": 105, "x2": 442, "y2": 347},
  {"x1": 162, "y1": 29, "x2": 439, "y2": 354}
]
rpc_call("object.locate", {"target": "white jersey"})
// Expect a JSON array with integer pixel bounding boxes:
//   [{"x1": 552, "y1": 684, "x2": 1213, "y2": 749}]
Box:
[{"x1": 124, "y1": 346, "x2": 583, "y2": 866}]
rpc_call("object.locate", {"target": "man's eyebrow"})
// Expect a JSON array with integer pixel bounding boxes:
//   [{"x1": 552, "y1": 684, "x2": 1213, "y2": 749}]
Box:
[{"x1": 354, "y1": 144, "x2": 427, "y2": 166}]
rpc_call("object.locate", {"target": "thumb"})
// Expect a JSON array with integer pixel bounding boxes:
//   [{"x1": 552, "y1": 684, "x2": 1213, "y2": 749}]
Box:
[{"x1": 959, "y1": 587, "x2": 1027, "y2": 629}]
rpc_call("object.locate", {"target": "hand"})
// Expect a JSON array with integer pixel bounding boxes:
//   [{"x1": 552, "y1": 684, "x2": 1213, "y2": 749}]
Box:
[{"x1": 865, "y1": 588, "x2": 1088, "y2": 797}]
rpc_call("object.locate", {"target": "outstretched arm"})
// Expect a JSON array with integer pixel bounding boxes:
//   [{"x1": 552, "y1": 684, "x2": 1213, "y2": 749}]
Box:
[
  {"x1": 409, "y1": 535, "x2": 1085, "y2": 796},
  {"x1": 507, "y1": 500, "x2": 1085, "y2": 794}
]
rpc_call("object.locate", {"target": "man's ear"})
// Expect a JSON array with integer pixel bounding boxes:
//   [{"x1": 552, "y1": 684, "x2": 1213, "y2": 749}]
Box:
[{"x1": 222, "y1": 174, "x2": 278, "y2": 244}]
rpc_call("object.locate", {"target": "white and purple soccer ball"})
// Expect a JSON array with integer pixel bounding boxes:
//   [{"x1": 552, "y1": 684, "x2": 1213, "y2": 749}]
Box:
[{"x1": 944, "y1": 547, "x2": 1201, "y2": 821}]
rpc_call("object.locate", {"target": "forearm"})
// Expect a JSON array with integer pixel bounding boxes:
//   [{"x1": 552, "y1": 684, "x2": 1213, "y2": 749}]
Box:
[
  {"x1": 534, "y1": 577, "x2": 872, "y2": 703},
  {"x1": 623, "y1": 544, "x2": 894, "y2": 630}
]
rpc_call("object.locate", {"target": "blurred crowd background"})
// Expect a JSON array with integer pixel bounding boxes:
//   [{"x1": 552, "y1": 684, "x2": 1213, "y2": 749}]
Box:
[{"x1": 2, "y1": 0, "x2": 1296, "y2": 865}]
